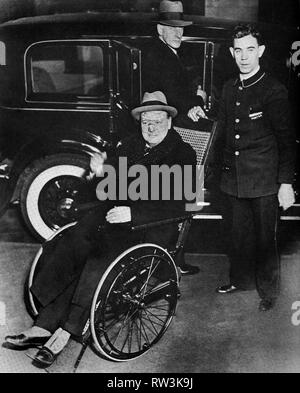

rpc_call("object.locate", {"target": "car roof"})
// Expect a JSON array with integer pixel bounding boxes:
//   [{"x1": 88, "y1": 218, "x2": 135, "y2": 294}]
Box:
[
  {"x1": 0, "y1": 11, "x2": 296, "y2": 42},
  {"x1": 0, "y1": 11, "x2": 235, "y2": 27}
]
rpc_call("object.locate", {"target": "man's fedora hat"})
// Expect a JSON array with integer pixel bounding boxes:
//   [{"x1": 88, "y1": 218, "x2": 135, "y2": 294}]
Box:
[
  {"x1": 131, "y1": 91, "x2": 178, "y2": 120},
  {"x1": 158, "y1": 0, "x2": 193, "y2": 27}
]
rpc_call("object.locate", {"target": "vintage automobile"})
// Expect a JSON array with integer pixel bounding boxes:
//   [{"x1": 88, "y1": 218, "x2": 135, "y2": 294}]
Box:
[{"x1": 0, "y1": 11, "x2": 298, "y2": 241}]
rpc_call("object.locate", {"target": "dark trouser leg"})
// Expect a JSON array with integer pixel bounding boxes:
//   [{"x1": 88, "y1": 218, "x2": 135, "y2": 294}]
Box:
[
  {"x1": 33, "y1": 229, "x2": 129, "y2": 337},
  {"x1": 31, "y1": 206, "x2": 107, "y2": 307},
  {"x1": 62, "y1": 252, "x2": 116, "y2": 337},
  {"x1": 30, "y1": 206, "x2": 108, "y2": 334},
  {"x1": 34, "y1": 279, "x2": 79, "y2": 333},
  {"x1": 252, "y1": 195, "x2": 280, "y2": 300},
  {"x1": 227, "y1": 196, "x2": 256, "y2": 289},
  {"x1": 63, "y1": 226, "x2": 141, "y2": 337}
]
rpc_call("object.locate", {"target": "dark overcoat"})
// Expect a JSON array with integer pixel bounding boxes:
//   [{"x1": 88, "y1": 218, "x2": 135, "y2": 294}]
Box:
[
  {"x1": 142, "y1": 38, "x2": 203, "y2": 115},
  {"x1": 31, "y1": 129, "x2": 197, "y2": 310}
]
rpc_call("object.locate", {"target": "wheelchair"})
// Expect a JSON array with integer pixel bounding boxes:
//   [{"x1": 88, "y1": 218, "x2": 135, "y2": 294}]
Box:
[
  {"x1": 26, "y1": 214, "x2": 191, "y2": 366},
  {"x1": 25, "y1": 119, "x2": 217, "y2": 370}
]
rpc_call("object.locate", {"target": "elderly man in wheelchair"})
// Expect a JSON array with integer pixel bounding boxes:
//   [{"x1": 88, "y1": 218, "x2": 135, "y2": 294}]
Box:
[{"x1": 5, "y1": 90, "x2": 207, "y2": 368}]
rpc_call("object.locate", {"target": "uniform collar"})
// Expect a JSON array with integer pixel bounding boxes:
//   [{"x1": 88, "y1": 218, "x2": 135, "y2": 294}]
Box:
[{"x1": 233, "y1": 68, "x2": 266, "y2": 88}]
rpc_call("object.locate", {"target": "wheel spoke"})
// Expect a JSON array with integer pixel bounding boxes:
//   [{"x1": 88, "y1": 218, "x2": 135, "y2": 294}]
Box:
[
  {"x1": 139, "y1": 259, "x2": 163, "y2": 297},
  {"x1": 98, "y1": 310, "x2": 126, "y2": 335},
  {"x1": 142, "y1": 307, "x2": 168, "y2": 326},
  {"x1": 133, "y1": 318, "x2": 143, "y2": 351},
  {"x1": 142, "y1": 282, "x2": 174, "y2": 306},
  {"x1": 145, "y1": 303, "x2": 170, "y2": 311},
  {"x1": 126, "y1": 318, "x2": 134, "y2": 354},
  {"x1": 107, "y1": 306, "x2": 140, "y2": 352},
  {"x1": 109, "y1": 309, "x2": 132, "y2": 348},
  {"x1": 138, "y1": 316, "x2": 152, "y2": 346},
  {"x1": 139, "y1": 309, "x2": 160, "y2": 336},
  {"x1": 139, "y1": 251, "x2": 158, "y2": 298}
]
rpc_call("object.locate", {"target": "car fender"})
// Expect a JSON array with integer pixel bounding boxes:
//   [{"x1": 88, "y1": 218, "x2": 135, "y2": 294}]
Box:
[{"x1": 0, "y1": 132, "x2": 112, "y2": 217}]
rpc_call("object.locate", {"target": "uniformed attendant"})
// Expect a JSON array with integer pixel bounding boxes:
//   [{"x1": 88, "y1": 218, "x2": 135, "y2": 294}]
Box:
[{"x1": 215, "y1": 24, "x2": 297, "y2": 311}]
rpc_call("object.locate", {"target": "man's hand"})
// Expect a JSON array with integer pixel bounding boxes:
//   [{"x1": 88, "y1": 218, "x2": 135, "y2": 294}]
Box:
[
  {"x1": 278, "y1": 183, "x2": 295, "y2": 210},
  {"x1": 106, "y1": 206, "x2": 131, "y2": 224},
  {"x1": 196, "y1": 85, "x2": 207, "y2": 104},
  {"x1": 187, "y1": 106, "x2": 208, "y2": 122},
  {"x1": 89, "y1": 152, "x2": 107, "y2": 178}
]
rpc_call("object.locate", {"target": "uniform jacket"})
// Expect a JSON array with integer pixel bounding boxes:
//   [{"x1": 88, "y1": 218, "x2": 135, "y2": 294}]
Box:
[
  {"x1": 142, "y1": 38, "x2": 203, "y2": 115},
  {"x1": 216, "y1": 68, "x2": 296, "y2": 198}
]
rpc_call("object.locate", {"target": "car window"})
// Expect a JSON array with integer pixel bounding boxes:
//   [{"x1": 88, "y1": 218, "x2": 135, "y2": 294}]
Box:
[{"x1": 26, "y1": 43, "x2": 108, "y2": 102}]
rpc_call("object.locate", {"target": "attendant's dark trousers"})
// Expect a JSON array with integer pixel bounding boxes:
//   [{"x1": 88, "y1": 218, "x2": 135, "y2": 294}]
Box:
[{"x1": 227, "y1": 194, "x2": 280, "y2": 300}]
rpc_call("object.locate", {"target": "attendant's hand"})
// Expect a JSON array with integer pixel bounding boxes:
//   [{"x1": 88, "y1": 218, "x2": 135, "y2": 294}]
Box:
[
  {"x1": 89, "y1": 152, "x2": 107, "y2": 178},
  {"x1": 187, "y1": 106, "x2": 208, "y2": 122},
  {"x1": 106, "y1": 206, "x2": 131, "y2": 224},
  {"x1": 278, "y1": 183, "x2": 295, "y2": 210}
]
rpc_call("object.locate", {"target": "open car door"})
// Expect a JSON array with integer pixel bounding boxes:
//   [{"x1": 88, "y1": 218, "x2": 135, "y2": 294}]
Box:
[
  {"x1": 0, "y1": 167, "x2": 15, "y2": 219},
  {"x1": 110, "y1": 40, "x2": 142, "y2": 139}
]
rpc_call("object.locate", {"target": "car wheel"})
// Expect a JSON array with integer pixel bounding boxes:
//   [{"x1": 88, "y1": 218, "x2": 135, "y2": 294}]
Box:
[{"x1": 20, "y1": 153, "x2": 91, "y2": 241}]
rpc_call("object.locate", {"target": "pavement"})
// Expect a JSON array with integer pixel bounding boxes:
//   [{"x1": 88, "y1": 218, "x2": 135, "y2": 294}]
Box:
[{"x1": 1, "y1": 206, "x2": 300, "y2": 373}]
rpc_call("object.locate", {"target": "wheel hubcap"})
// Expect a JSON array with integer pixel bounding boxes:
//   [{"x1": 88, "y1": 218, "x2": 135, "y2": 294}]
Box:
[
  {"x1": 57, "y1": 197, "x2": 75, "y2": 218},
  {"x1": 39, "y1": 175, "x2": 85, "y2": 229}
]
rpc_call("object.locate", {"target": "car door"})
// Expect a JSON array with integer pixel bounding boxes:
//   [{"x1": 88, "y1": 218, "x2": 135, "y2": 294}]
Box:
[
  {"x1": 110, "y1": 40, "x2": 142, "y2": 140},
  {"x1": 179, "y1": 39, "x2": 214, "y2": 113}
]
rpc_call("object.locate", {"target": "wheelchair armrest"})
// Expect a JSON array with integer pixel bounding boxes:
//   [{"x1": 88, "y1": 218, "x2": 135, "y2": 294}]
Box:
[
  {"x1": 74, "y1": 203, "x2": 196, "y2": 231},
  {"x1": 131, "y1": 213, "x2": 194, "y2": 232},
  {"x1": 73, "y1": 201, "x2": 102, "y2": 213}
]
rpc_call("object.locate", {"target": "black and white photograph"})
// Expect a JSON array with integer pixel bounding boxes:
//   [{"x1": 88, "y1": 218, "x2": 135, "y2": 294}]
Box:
[{"x1": 0, "y1": 0, "x2": 299, "y2": 378}]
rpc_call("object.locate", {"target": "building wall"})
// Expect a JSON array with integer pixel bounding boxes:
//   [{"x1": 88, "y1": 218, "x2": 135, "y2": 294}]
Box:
[
  {"x1": 258, "y1": 0, "x2": 299, "y2": 25},
  {"x1": 205, "y1": 0, "x2": 259, "y2": 21},
  {"x1": 0, "y1": 0, "x2": 283, "y2": 25},
  {"x1": 0, "y1": 0, "x2": 34, "y2": 22}
]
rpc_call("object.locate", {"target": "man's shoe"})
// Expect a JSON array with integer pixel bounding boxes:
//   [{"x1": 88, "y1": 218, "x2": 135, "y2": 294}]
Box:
[
  {"x1": 4, "y1": 334, "x2": 49, "y2": 349},
  {"x1": 178, "y1": 263, "x2": 200, "y2": 276},
  {"x1": 34, "y1": 347, "x2": 57, "y2": 368},
  {"x1": 259, "y1": 298, "x2": 276, "y2": 312},
  {"x1": 216, "y1": 284, "x2": 239, "y2": 294},
  {"x1": 33, "y1": 327, "x2": 70, "y2": 368}
]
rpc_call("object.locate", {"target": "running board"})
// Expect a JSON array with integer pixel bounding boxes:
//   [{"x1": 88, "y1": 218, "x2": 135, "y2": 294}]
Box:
[{"x1": 193, "y1": 215, "x2": 300, "y2": 221}]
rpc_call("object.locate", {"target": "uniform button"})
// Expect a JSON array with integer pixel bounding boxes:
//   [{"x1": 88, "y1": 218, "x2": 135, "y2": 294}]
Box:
[
  {"x1": 236, "y1": 102, "x2": 241, "y2": 106},
  {"x1": 235, "y1": 118, "x2": 240, "y2": 124},
  {"x1": 235, "y1": 151, "x2": 240, "y2": 156},
  {"x1": 235, "y1": 134, "x2": 240, "y2": 139}
]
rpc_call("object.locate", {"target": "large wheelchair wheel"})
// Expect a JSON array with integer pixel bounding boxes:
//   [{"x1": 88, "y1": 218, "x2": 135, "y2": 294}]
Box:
[
  {"x1": 90, "y1": 243, "x2": 179, "y2": 362},
  {"x1": 26, "y1": 222, "x2": 77, "y2": 317}
]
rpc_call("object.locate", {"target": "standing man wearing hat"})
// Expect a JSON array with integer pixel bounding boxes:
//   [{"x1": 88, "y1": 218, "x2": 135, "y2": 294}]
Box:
[
  {"x1": 143, "y1": 0, "x2": 207, "y2": 125},
  {"x1": 5, "y1": 91, "x2": 199, "y2": 367}
]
